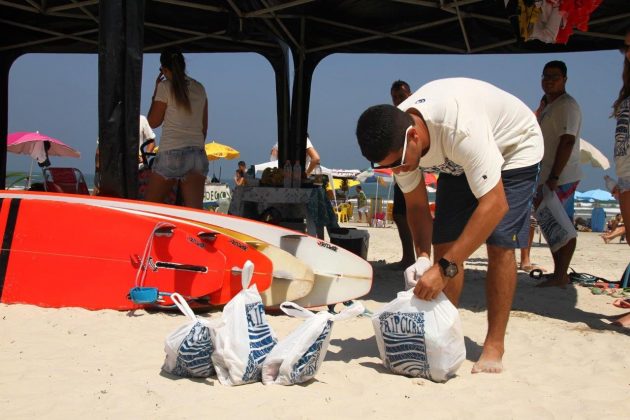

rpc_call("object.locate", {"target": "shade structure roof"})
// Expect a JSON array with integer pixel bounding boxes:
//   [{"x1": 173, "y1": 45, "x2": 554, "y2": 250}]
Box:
[
  {"x1": 1, "y1": 1, "x2": 629, "y2": 195},
  {"x1": 1, "y1": 1, "x2": 628, "y2": 56}
]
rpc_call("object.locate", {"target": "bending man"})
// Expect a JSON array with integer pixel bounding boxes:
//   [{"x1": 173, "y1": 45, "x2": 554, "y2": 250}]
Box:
[{"x1": 356, "y1": 78, "x2": 543, "y2": 374}]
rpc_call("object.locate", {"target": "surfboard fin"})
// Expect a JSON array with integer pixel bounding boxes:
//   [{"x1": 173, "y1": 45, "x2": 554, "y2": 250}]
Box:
[
  {"x1": 197, "y1": 231, "x2": 219, "y2": 243},
  {"x1": 154, "y1": 224, "x2": 176, "y2": 237}
]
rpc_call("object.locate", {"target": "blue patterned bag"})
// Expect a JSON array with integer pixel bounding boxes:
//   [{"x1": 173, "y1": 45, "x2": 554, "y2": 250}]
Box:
[
  {"x1": 162, "y1": 293, "x2": 216, "y2": 378},
  {"x1": 262, "y1": 301, "x2": 364, "y2": 385},
  {"x1": 211, "y1": 260, "x2": 278, "y2": 386},
  {"x1": 372, "y1": 291, "x2": 465, "y2": 383}
]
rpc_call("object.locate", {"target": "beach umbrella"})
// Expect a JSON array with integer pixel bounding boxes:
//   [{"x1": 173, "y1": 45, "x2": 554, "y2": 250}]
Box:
[
  {"x1": 204, "y1": 140, "x2": 240, "y2": 161},
  {"x1": 579, "y1": 138, "x2": 610, "y2": 170},
  {"x1": 327, "y1": 178, "x2": 360, "y2": 190},
  {"x1": 7, "y1": 131, "x2": 81, "y2": 159},
  {"x1": 576, "y1": 189, "x2": 616, "y2": 202},
  {"x1": 7, "y1": 131, "x2": 81, "y2": 188}
]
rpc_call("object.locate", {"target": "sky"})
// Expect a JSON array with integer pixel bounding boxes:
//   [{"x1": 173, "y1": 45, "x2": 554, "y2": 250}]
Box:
[{"x1": 6, "y1": 48, "x2": 625, "y2": 190}]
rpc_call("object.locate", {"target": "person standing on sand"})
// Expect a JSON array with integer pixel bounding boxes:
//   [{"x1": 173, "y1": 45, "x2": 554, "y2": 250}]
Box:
[
  {"x1": 356, "y1": 77, "x2": 543, "y2": 374},
  {"x1": 388, "y1": 80, "x2": 416, "y2": 270},
  {"x1": 610, "y1": 28, "x2": 630, "y2": 328},
  {"x1": 534, "y1": 60, "x2": 583, "y2": 288}
]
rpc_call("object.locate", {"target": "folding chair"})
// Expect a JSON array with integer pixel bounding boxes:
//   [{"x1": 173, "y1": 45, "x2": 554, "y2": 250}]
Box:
[{"x1": 43, "y1": 167, "x2": 90, "y2": 195}]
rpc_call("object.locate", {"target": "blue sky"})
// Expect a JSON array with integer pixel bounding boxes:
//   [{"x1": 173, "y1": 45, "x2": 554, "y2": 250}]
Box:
[{"x1": 7, "y1": 49, "x2": 624, "y2": 190}]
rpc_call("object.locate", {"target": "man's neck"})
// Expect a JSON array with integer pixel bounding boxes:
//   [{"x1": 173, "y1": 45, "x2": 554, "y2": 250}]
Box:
[{"x1": 545, "y1": 90, "x2": 566, "y2": 104}]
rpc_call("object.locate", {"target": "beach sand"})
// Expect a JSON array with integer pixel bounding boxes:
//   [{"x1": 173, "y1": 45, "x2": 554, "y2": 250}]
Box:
[{"x1": 1, "y1": 225, "x2": 629, "y2": 419}]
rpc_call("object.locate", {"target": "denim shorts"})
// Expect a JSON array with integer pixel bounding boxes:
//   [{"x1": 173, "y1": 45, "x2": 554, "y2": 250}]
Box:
[
  {"x1": 618, "y1": 176, "x2": 630, "y2": 193},
  {"x1": 433, "y1": 163, "x2": 540, "y2": 249},
  {"x1": 152, "y1": 146, "x2": 209, "y2": 180}
]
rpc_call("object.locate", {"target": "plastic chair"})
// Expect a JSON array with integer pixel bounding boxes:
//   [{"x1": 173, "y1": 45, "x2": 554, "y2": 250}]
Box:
[
  {"x1": 43, "y1": 167, "x2": 90, "y2": 195},
  {"x1": 337, "y1": 203, "x2": 351, "y2": 223}
]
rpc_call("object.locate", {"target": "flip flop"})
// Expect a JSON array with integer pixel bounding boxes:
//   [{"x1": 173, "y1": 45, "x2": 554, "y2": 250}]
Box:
[
  {"x1": 529, "y1": 268, "x2": 545, "y2": 280},
  {"x1": 520, "y1": 264, "x2": 547, "y2": 273}
]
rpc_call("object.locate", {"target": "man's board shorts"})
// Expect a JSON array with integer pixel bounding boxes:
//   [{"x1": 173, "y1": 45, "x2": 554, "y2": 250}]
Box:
[
  {"x1": 619, "y1": 176, "x2": 630, "y2": 193},
  {"x1": 433, "y1": 163, "x2": 540, "y2": 249},
  {"x1": 153, "y1": 146, "x2": 209, "y2": 181}
]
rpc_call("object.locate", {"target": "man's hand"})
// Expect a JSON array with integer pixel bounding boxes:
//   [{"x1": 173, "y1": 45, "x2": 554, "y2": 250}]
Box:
[
  {"x1": 413, "y1": 264, "x2": 448, "y2": 301},
  {"x1": 403, "y1": 256, "x2": 432, "y2": 290},
  {"x1": 545, "y1": 177, "x2": 558, "y2": 192}
]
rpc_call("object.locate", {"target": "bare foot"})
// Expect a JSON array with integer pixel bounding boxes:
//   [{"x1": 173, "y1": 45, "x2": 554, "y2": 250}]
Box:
[
  {"x1": 472, "y1": 344, "x2": 504, "y2": 374},
  {"x1": 612, "y1": 312, "x2": 630, "y2": 327}
]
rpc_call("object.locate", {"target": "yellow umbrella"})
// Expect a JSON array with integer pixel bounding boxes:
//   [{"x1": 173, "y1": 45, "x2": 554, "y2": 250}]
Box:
[
  {"x1": 204, "y1": 140, "x2": 240, "y2": 161},
  {"x1": 326, "y1": 178, "x2": 360, "y2": 191}
]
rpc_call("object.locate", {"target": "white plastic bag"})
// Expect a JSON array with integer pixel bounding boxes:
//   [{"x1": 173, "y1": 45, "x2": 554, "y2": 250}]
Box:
[
  {"x1": 372, "y1": 290, "x2": 465, "y2": 383},
  {"x1": 162, "y1": 293, "x2": 216, "y2": 378},
  {"x1": 534, "y1": 185, "x2": 577, "y2": 253},
  {"x1": 262, "y1": 301, "x2": 365, "y2": 385},
  {"x1": 211, "y1": 260, "x2": 278, "y2": 386}
]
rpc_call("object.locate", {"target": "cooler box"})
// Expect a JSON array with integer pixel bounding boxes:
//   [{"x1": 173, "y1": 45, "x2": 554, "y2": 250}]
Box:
[{"x1": 328, "y1": 228, "x2": 369, "y2": 260}]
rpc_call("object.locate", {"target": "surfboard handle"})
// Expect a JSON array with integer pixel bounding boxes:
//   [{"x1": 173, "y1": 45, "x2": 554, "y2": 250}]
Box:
[
  {"x1": 197, "y1": 231, "x2": 218, "y2": 243},
  {"x1": 154, "y1": 224, "x2": 176, "y2": 237},
  {"x1": 154, "y1": 261, "x2": 208, "y2": 273}
]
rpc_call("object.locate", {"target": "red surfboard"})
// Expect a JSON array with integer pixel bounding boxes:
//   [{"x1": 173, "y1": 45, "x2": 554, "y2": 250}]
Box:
[{"x1": 0, "y1": 197, "x2": 273, "y2": 310}]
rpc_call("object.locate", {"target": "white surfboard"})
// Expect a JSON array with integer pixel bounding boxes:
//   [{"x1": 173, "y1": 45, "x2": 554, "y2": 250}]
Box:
[{"x1": 0, "y1": 191, "x2": 373, "y2": 307}]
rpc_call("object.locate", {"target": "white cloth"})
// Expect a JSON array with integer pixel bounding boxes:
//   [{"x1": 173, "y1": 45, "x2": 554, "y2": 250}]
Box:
[
  {"x1": 615, "y1": 97, "x2": 630, "y2": 178},
  {"x1": 395, "y1": 78, "x2": 544, "y2": 198},
  {"x1": 270, "y1": 137, "x2": 314, "y2": 169},
  {"x1": 538, "y1": 93, "x2": 583, "y2": 185},
  {"x1": 153, "y1": 77, "x2": 207, "y2": 152}
]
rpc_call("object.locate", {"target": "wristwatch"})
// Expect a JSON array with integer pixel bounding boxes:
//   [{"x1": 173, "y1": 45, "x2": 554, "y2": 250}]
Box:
[{"x1": 438, "y1": 257, "x2": 458, "y2": 278}]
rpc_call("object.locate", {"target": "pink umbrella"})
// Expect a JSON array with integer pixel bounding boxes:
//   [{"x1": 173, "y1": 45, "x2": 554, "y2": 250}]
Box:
[
  {"x1": 7, "y1": 131, "x2": 80, "y2": 189},
  {"x1": 7, "y1": 131, "x2": 81, "y2": 159}
]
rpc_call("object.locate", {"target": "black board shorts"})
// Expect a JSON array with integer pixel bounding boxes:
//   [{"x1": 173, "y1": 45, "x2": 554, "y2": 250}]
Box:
[{"x1": 432, "y1": 163, "x2": 540, "y2": 249}]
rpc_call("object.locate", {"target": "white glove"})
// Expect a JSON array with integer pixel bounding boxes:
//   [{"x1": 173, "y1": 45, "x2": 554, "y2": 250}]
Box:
[{"x1": 404, "y1": 256, "x2": 432, "y2": 291}]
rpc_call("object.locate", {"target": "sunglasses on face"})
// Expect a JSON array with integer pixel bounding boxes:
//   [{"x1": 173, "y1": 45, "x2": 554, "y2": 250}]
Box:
[
  {"x1": 541, "y1": 73, "x2": 564, "y2": 81},
  {"x1": 371, "y1": 125, "x2": 412, "y2": 169}
]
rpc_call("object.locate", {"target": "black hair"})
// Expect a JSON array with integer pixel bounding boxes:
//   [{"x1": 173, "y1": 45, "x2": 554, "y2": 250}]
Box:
[
  {"x1": 543, "y1": 60, "x2": 567, "y2": 77},
  {"x1": 390, "y1": 80, "x2": 411, "y2": 92},
  {"x1": 160, "y1": 48, "x2": 191, "y2": 113},
  {"x1": 238, "y1": 160, "x2": 246, "y2": 166},
  {"x1": 356, "y1": 104, "x2": 412, "y2": 163}
]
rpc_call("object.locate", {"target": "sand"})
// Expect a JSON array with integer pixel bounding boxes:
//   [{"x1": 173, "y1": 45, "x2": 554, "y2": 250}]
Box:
[{"x1": 1, "y1": 225, "x2": 629, "y2": 419}]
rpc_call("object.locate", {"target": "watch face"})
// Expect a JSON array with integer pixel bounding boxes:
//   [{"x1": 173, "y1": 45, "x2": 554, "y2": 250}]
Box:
[
  {"x1": 445, "y1": 264, "x2": 458, "y2": 278},
  {"x1": 439, "y1": 257, "x2": 458, "y2": 278}
]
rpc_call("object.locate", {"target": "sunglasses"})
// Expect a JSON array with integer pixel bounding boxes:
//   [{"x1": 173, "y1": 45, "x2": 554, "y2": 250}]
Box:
[
  {"x1": 541, "y1": 73, "x2": 564, "y2": 81},
  {"x1": 371, "y1": 125, "x2": 412, "y2": 169}
]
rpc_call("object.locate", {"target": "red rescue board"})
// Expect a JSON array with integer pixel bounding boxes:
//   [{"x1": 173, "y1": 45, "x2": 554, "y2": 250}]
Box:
[{"x1": 0, "y1": 198, "x2": 273, "y2": 310}]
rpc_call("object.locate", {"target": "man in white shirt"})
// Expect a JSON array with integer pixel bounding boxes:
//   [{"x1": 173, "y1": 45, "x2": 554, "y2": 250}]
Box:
[
  {"x1": 356, "y1": 78, "x2": 543, "y2": 374},
  {"x1": 536, "y1": 60, "x2": 582, "y2": 288},
  {"x1": 269, "y1": 136, "x2": 321, "y2": 176}
]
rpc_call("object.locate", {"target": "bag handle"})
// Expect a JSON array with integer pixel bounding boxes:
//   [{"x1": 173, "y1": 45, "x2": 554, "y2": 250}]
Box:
[
  {"x1": 279, "y1": 301, "x2": 314, "y2": 319},
  {"x1": 241, "y1": 260, "x2": 255, "y2": 290},
  {"x1": 171, "y1": 293, "x2": 197, "y2": 322},
  {"x1": 332, "y1": 301, "x2": 365, "y2": 321}
]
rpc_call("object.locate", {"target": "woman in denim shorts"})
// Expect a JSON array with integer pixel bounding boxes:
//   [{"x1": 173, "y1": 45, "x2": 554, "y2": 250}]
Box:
[
  {"x1": 613, "y1": 29, "x2": 630, "y2": 241},
  {"x1": 146, "y1": 48, "x2": 209, "y2": 209}
]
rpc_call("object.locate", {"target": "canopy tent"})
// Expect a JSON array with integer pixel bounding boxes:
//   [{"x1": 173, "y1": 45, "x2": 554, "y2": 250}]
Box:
[{"x1": 1, "y1": 1, "x2": 629, "y2": 193}]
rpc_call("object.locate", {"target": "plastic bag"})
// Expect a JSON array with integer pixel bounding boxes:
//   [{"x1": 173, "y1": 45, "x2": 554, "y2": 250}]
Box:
[
  {"x1": 372, "y1": 290, "x2": 465, "y2": 383},
  {"x1": 211, "y1": 260, "x2": 278, "y2": 386},
  {"x1": 534, "y1": 185, "x2": 577, "y2": 253},
  {"x1": 262, "y1": 301, "x2": 365, "y2": 385},
  {"x1": 162, "y1": 293, "x2": 216, "y2": 378}
]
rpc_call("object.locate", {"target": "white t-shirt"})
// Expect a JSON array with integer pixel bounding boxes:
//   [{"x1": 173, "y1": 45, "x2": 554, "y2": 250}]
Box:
[
  {"x1": 538, "y1": 93, "x2": 583, "y2": 185},
  {"x1": 138, "y1": 115, "x2": 156, "y2": 150},
  {"x1": 270, "y1": 137, "x2": 314, "y2": 168},
  {"x1": 154, "y1": 77, "x2": 206, "y2": 152},
  {"x1": 395, "y1": 78, "x2": 544, "y2": 198}
]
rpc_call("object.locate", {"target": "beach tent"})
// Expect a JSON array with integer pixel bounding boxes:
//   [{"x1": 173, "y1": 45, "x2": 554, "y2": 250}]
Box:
[{"x1": 0, "y1": 1, "x2": 629, "y2": 194}]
